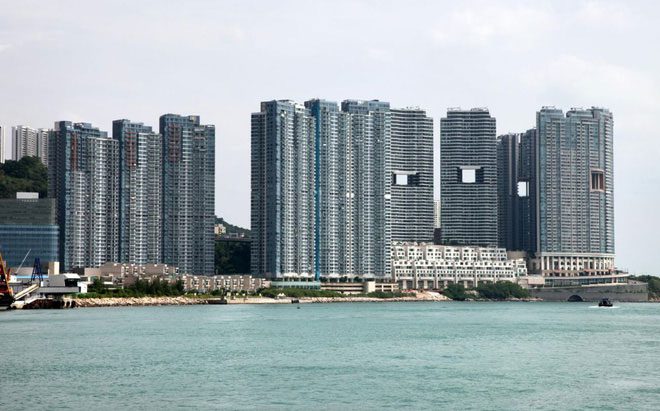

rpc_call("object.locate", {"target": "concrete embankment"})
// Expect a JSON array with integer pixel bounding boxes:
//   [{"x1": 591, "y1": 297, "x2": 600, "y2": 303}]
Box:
[
  {"x1": 529, "y1": 283, "x2": 649, "y2": 302},
  {"x1": 73, "y1": 292, "x2": 452, "y2": 307},
  {"x1": 75, "y1": 296, "x2": 207, "y2": 307}
]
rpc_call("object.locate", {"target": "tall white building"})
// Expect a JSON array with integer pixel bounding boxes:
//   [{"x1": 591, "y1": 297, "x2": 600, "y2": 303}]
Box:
[
  {"x1": 251, "y1": 101, "x2": 316, "y2": 279},
  {"x1": 0, "y1": 126, "x2": 6, "y2": 163},
  {"x1": 113, "y1": 120, "x2": 163, "y2": 265},
  {"x1": 12, "y1": 125, "x2": 49, "y2": 164}
]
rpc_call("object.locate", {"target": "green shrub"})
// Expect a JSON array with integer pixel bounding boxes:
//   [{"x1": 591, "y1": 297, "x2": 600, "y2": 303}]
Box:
[
  {"x1": 476, "y1": 281, "x2": 529, "y2": 300},
  {"x1": 443, "y1": 283, "x2": 468, "y2": 301}
]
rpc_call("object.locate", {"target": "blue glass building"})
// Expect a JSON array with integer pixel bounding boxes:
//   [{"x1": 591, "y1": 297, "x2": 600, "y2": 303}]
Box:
[{"x1": 0, "y1": 197, "x2": 59, "y2": 268}]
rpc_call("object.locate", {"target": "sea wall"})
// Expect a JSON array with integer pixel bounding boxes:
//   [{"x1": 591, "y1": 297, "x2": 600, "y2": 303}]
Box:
[
  {"x1": 75, "y1": 296, "x2": 207, "y2": 307},
  {"x1": 530, "y1": 283, "x2": 648, "y2": 302}
]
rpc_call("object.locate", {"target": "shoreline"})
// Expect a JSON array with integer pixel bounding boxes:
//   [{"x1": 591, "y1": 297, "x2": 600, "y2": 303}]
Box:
[{"x1": 71, "y1": 292, "x2": 547, "y2": 308}]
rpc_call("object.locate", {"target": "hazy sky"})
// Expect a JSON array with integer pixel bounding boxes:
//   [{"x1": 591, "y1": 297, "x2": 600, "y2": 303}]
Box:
[{"x1": 1, "y1": 0, "x2": 658, "y2": 274}]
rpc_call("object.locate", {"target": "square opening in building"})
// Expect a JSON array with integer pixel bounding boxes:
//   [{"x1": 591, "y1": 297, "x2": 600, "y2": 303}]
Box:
[{"x1": 590, "y1": 170, "x2": 605, "y2": 191}]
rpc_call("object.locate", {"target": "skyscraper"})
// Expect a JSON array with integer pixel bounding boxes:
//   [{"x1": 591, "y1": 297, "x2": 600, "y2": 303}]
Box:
[
  {"x1": 0, "y1": 126, "x2": 5, "y2": 163},
  {"x1": 497, "y1": 133, "x2": 520, "y2": 250},
  {"x1": 341, "y1": 99, "x2": 391, "y2": 278},
  {"x1": 532, "y1": 107, "x2": 614, "y2": 279},
  {"x1": 12, "y1": 126, "x2": 37, "y2": 160},
  {"x1": 251, "y1": 101, "x2": 316, "y2": 279},
  {"x1": 390, "y1": 108, "x2": 434, "y2": 243},
  {"x1": 48, "y1": 122, "x2": 119, "y2": 270},
  {"x1": 440, "y1": 108, "x2": 498, "y2": 247},
  {"x1": 12, "y1": 125, "x2": 49, "y2": 164},
  {"x1": 251, "y1": 98, "x2": 433, "y2": 280},
  {"x1": 159, "y1": 114, "x2": 215, "y2": 275},
  {"x1": 36, "y1": 128, "x2": 49, "y2": 165},
  {"x1": 113, "y1": 120, "x2": 162, "y2": 265}
]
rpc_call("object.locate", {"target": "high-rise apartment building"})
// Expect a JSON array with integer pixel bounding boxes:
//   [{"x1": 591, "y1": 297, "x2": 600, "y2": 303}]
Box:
[
  {"x1": 48, "y1": 122, "x2": 119, "y2": 270},
  {"x1": 252, "y1": 98, "x2": 433, "y2": 280},
  {"x1": 251, "y1": 101, "x2": 316, "y2": 279},
  {"x1": 12, "y1": 126, "x2": 37, "y2": 160},
  {"x1": 498, "y1": 107, "x2": 615, "y2": 283},
  {"x1": 0, "y1": 126, "x2": 5, "y2": 163},
  {"x1": 36, "y1": 128, "x2": 49, "y2": 165},
  {"x1": 12, "y1": 125, "x2": 49, "y2": 164},
  {"x1": 440, "y1": 108, "x2": 498, "y2": 247},
  {"x1": 341, "y1": 100, "x2": 391, "y2": 278},
  {"x1": 532, "y1": 107, "x2": 614, "y2": 280},
  {"x1": 497, "y1": 130, "x2": 537, "y2": 253},
  {"x1": 159, "y1": 114, "x2": 215, "y2": 275},
  {"x1": 390, "y1": 108, "x2": 434, "y2": 242},
  {"x1": 113, "y1": 120, "x2": 163, "y2": 265}
]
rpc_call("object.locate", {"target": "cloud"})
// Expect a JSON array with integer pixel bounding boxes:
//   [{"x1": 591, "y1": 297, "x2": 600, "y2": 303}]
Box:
[
  {"x1": 576, "y1": 0, "x2": 634, "y2": 28},
  {"x1": 0, "y1": 44, "x2": 10, "y2": 52},
  {"x1": 430, "y1": 4, "x2": 555, "y2": 50},
  {"x1": 521, "y1": 54, "x2": 660, "y2": 135}
]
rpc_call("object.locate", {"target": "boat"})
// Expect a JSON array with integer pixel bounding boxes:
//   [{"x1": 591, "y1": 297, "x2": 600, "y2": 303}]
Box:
[{"x1": 598, "y1": 298, "x2": 613, "y2": 307}]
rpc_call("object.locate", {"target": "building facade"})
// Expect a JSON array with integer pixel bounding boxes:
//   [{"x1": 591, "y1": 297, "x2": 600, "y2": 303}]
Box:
[
  {"x1": 159, "y1": 114, "x2": 215, "y2": 275},
  {"x1": 0, "y1": 195, "x2": 59, "y2": 267},
  {"x1": 113, "y1": 120, "x2": 163, "y2": 265},
  {"x1": 496, "y1": 130, "x2": 537, "y2": 253},
  {"x1": 0, "y1": 126, "x2": 6, "y2": 163},
  {"x1": 251, "y1": 101, "x2": 316, "y2": 279},
  {"x1": 12, "y1": 125, "x2": 49, "y2": 164},
  {"x1": 440, "y1": 108, "x2": 498, "y2": 247},
  {"x1": 532, "y1": 107, "x2": 615, "y2": 283},
  {"x1": 252, "y1": 99, "x2": 433, "y2": 280},
  {"x1": 390, "y1": 108, "x2": 434, "y2": 243},
  {"x1": 340, "y1": 100, "x2": 392, "y2": 279},
  {"x1": 391, "y1": 242, "x2": 527, "y2": 289},
  {"x1": 48, "y1": 121, "x2": 119, "y2": 270}
]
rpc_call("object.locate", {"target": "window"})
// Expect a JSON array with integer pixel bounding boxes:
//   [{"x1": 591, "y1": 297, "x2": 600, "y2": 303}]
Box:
[{"x1": 590, "y1": 170, "x2": 605, "y2": 191}]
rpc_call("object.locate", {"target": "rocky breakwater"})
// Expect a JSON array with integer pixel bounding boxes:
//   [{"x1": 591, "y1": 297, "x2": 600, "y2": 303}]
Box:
[{"x1": 75, "y1": 296, "x2": 206, "y2": 308}]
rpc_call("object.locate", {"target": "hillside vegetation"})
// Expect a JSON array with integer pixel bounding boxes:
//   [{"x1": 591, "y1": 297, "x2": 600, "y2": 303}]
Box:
[{"x1": 0, "y1": 156, "x2": 48, "y2": 198}]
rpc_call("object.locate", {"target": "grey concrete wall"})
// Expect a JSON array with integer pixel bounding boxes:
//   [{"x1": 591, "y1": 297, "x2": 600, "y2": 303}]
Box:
[{"x1": 530, "y1": 283, "x2": 648, "y2": 302}]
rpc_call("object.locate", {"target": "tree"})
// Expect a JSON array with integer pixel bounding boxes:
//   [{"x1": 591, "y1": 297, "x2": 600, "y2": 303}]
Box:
[
  {"x1": 476, "y1": 281, "x2": 529, "y2": 300},
  {"x1": 443, "y1": 283, "x2": 468, "y2": 301},
  {"x1": 0, "y1": 156, "x2": 48, "y2": 198}
]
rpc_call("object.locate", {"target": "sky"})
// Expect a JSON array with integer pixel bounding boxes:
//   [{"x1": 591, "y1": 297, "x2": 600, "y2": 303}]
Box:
[{"x1": 0, "y1": 0, "x2": 658, "y2": 274}]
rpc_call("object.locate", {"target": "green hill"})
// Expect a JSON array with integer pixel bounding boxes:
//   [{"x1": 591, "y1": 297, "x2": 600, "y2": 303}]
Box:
[{"x1": 0, "y1": 156, "x2": 48, "y2": 198}]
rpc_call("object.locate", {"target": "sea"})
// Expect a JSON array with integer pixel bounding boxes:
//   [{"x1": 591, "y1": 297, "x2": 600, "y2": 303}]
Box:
[{"x1": 1, "y1": 302, "x2": 659, "y2": 410}]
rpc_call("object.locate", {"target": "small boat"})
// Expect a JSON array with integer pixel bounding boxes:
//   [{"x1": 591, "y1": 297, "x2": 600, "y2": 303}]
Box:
[{"x1": 598, "y1": 298, "x2": 613, "y2": 307}]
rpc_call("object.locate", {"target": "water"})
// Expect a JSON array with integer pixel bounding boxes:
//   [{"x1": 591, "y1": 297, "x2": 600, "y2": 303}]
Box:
[{"x1": 2, "y1": 302, "x2": 659, "y2": 410}]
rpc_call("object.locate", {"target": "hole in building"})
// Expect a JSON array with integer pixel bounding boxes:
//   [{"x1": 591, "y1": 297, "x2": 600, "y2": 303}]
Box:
[
  {"x1": 518, "y1": 181, "x2": 529, "y2": 197},
  {"x1": 461, "y1": 168, "x2": 476, "y2": 183},
  {"x1": 590, "y1": 170, "x2": 605, "y2": 191}
]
